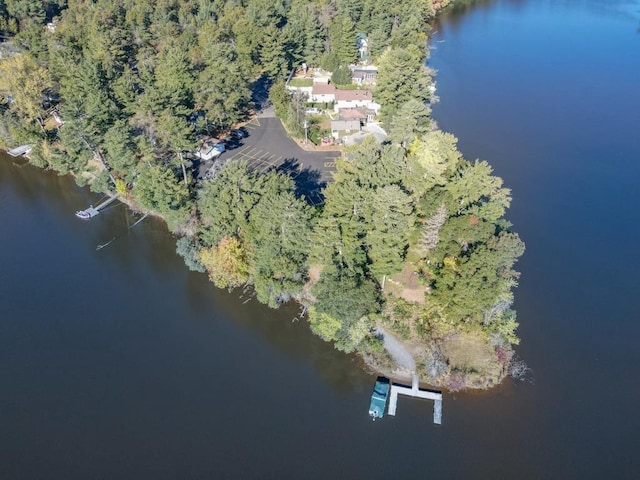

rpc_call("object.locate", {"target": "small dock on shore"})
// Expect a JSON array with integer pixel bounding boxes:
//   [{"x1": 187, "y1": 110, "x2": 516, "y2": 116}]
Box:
[
  {"x1": 388, "y1": 375, "x2": 443, "y2": 424},
  {"x1": 75, "y1": 194, "x2": 119, "y2": 219},
  {"x1": 7, "y1": 144, "x2": 34, "y2": 158}
]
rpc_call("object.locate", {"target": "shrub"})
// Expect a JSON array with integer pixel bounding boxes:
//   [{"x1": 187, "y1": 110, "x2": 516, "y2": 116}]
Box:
[{"x1": 176, "y1": 236, "x2": 206, "y2": 273}]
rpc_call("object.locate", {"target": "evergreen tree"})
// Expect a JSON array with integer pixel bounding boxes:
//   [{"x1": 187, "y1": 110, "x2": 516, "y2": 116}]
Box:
[
  {"x1": 331, "y1": 64, "x2": 353, "y2": 86},
  {"x1": 197, "y1": 161, "x2": 265, "y2": 246},
  {"x1": 258, "y1": 24, "x2": 289, "y2": 80},
  {"x1": 367, "y1": 184, "x2": 414, "y2": 278},
  {"x1": 132, "y1": 161, "x2": 191, "y2": 231},
  {"x1": 328, "y1": 16, "x2": 357, "y2": 65},
  {"x1": 141, "y1": 39, "x2": 195, "y2": 114},
  {"x1": 337, "y1": 0, "x2": 364, "y2": 25},
  {"x1": 103, "y1": 120, "x2": 138, "y2": 183},
  {"x1": 245, "y1": 172, "x2": 314, "y2": 307},
  {"x1": 310, "y1": 270, "x2": 379, "y2": 352},
  {"x1": 375, "y1": 46, "x2": 432, "y2": 124},
  {"x1": 388, "y1": 98, "x2": 432, "y2": 147},
  {"x1": 446, "y1": 160, "x2": 511, "y2": 222}
]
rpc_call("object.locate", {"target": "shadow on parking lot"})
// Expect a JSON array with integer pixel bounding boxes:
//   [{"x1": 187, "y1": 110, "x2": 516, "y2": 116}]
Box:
[
  {"x1": 223, "y1": 136, "x2": 244, "y2": 151},
  {"x1": 276, "y1": 158, "x2": 327, "y2": 206},
  {"x1": 250, "y1": 76, "x2": 272, "y2": 113}
]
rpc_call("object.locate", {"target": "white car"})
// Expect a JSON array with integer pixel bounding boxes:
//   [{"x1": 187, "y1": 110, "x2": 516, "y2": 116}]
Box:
[{"x1": 212, "y1": 142, "x2": 225, "y2": 156}]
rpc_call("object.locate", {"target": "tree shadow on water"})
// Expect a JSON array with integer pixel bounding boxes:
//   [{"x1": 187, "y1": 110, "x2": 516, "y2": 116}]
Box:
[{"x1": 276, "y1": 158, "x2": 326, "y2": 206}]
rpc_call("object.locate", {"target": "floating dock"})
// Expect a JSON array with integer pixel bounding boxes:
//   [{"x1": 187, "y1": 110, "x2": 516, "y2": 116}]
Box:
[
  {"x1": 75, "y1": 194, "x2": 119, "y2": 219},
  {"x1": 388, "y1": 375, "x2": 443, "y2": 424},
  {"x1": 7, "y1": 144, "x2": 34, "y2": 157}
]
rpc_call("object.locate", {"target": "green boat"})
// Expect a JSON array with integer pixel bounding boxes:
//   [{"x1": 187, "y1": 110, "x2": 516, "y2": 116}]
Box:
[{"x1": 369, "y1": 377, "x2": 390, "y2": 420}]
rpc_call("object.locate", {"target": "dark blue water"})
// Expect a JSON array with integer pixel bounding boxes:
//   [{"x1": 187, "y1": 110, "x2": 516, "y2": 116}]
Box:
[
  {"x1": 1, "y1": 1, "x2": 640, "y2": 478},
  {"x1": 431, "y1": 0, "x2": 640, "y2": 476}
]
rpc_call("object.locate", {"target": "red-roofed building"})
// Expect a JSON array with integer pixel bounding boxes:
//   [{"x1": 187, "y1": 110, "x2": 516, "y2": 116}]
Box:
[{"x1": 339, "y1": 107, "x2": 376, "y2": 124}]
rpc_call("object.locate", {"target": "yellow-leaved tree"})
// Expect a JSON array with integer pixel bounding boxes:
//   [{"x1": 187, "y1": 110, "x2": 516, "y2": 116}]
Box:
[
  {"x1": 0, "y1": 52, "x2": 51, "y2": 130},
  {"x1": 199, "y1": 236, "x2": 250, "y2": 289}
]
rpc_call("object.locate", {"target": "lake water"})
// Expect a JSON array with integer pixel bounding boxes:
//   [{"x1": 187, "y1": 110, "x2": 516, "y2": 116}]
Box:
[
  {"x1": 430, "y1": 0, "x2": 640, "y2": 476},
  {"x1": 1, "y1": 1, "x2": 640, "y2": 478}
]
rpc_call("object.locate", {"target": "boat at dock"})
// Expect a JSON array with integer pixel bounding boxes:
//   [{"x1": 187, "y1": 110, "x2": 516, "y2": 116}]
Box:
[
  {"x1": 75, "y1": 206, "x2": 99, "y2": 219},
  {"x1": 75, "y1": 195, "x2": 118, "y2": 219},
  {"x1": 368, "y1": 377, "x2": 390, "y2": 420},
  {"x1": 368, "y1": 375, "x2": 443, "y2": 424},
  {"x1": 6, "y1": 144, "x2": 34, "y2": 158}
]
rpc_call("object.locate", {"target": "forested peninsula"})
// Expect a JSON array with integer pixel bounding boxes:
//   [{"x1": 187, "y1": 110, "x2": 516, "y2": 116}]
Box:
[{"x1": 0, "y1": 0, "x2": 525, "y2": 390}]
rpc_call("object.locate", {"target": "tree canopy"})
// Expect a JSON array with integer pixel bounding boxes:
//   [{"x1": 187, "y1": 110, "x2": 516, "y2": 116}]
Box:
[{"x1": 0, "y1": 0, "x2": 524, "y2": 389}]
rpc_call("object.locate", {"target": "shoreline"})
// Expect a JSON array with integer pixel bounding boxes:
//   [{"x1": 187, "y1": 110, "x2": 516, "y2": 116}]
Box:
[{"x1": 0, "y1": 0, "x2": 524, "y2": 389}]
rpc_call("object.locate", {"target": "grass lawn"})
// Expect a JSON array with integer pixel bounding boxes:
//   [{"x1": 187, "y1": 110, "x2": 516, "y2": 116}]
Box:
[{"x1": 288, "y1": 78, "x2": 313, "y2": 87}]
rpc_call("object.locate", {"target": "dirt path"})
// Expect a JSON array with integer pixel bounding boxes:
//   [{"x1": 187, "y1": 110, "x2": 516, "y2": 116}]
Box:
[{"x1": 376, "y1": 325, "x2": 415, "y2": 373}]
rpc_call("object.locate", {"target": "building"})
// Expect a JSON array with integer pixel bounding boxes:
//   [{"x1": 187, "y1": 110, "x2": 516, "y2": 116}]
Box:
[
  {"x1": 195, "y1": 140, "x2": 225, "y2": 161},
  {"x1": 334, "y1": 88, "x2": 380, "y2": 113},
  {"x1": 338, "y1": 107, "x2": 376, "y2": 124},
  {"x1": 330, "y1": 119, "x2": 361, "y2": 140},
  {"x1": 351, "y1": 65, "x2": 378, "y2": 86},
  {"x1": 310, "y1": 83, "x2": 336, "y2": 103}
]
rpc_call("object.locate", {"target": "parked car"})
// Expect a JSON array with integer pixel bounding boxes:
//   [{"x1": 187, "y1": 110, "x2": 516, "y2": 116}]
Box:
[{"x1": 231, "y1": 128, "x2": 247, "y2": 138}]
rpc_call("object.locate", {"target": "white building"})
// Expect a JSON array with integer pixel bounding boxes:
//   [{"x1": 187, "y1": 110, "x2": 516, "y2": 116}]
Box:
[{"x1": 334, "y1": 88, "x2": 379, "y2": 113}]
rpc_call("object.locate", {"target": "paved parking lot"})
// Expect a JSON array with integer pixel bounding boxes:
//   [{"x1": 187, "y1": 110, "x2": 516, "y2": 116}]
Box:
[
  {"x1": 232, "y1": 117, "x2": 339, "y2": 179},
  {"x1": 205, "y1": 115, "x2": 341, "y2": 204}
]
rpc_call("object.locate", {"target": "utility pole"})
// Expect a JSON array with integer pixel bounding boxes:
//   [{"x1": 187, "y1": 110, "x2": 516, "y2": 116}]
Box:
[{"x1": 304, "y1": 120, "x2": 308, "y2": 145}]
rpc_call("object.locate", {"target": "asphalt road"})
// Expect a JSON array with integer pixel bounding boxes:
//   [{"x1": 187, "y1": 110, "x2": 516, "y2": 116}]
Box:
[{"x1": 209, "y1": 116, "x2": 340, "y2": 205}]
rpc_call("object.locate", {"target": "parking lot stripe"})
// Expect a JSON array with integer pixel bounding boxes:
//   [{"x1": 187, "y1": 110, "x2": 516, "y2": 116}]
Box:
[
  {"x1": 235, "y1": 146, "x2": 252, "y2": 156},
  {"x1": 253, "y1": 149, "x2": 268, "y2": 159},
  {"x1": 243, "y1": 147, "x2": 259, "y2": 157}
]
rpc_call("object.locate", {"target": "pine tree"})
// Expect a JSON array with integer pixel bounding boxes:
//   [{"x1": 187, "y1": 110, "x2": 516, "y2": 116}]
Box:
[
  {"x1": 375, "y1": 46, "x2": 432, "y2": 123},
  {"x1": 328, "y1": 16, "x2": 357, "y2": 65},
  {"x1": 388, "y1": 98, "x2": 432, "y2": 146},
  {"x1": 245, "y1": 172, "x2": 314, "y2": 307},
  {"x1": 259, "y1": 24, "x2": 289, "y2": 79},
  {"x1": 446, "y1": 160, "x2": 511, "y2": 222},
  {"x1": 196, "y1": 44, "x2": 251, "y2": 129},
  {"x1": 367, "y1": 184, "x2": 415, "y2": 278}
]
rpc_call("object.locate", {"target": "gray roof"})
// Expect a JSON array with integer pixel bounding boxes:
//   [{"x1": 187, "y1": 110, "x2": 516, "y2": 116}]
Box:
[{"x1": 331, "y1": 119, "x2": 361, "y2": 131}]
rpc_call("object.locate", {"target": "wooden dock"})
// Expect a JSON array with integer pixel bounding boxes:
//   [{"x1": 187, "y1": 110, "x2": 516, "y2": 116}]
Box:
[
  {"x1": 387, "y1": 375, "x2": 443, "y2": 424},
  {"x1": 75, "y1": 194, "x2": 119, "y2": 219}
]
